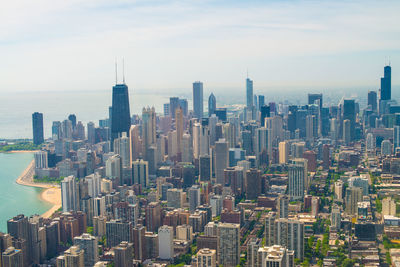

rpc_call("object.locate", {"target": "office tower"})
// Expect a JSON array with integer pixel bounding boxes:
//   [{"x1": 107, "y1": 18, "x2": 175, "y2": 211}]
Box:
[
  {"x1": 68, "y1": 114, "x2": 76, "y2": 129},
  {"x1": 2, "y1": 247, "x2": 23, "y2": 267},
  {"x1": 199, "y1": 155, "x2": 212, "y2": 181},
  {"x1": 345, "y1": 187, "x2": 363, "y2": 215},
  {"x1": 87, "y1": 122, "x2": 95, "y2": 145},
  {"x1": 246, "y1": 77, "x2": 253, "y2": 109},
  {"x1": 196, "y1": 248, "x2": 216, "y2": 267},
  {"x1": 129, "y1": 125, "x2": 141, "y2": 161},
  {"x1": 349, "y1": 176, "x2": 369, "y2": 196},
  {"x1": 62, "y1": 119, "x2": 73, "y2": 139},
  {"x1": 158, "y1": 226, "x2": 174, "y2": 260},
  {"x1": 142, "y1": 107, "x2": 156, "y2": 158},
  {"x1": 382, "y1": 139, "x2": 392, "y2": 155},
  {"x1": 368, "y1": 91, "x2": 377, "y2": 111},
  {"x1": 169, "y1": 97, "x2": 180, "y2": 119},
  {"x1": 34, "y1": 150, "x2": 48, "y2": 169},
  {"x1": 52, "y1": 121, "x2": 62, "y2": 140},
  {"x1": 343, "y1": 119, "x2": 351, "y2": 144},
  {"x1": 167, "y1": 188, "x2": 183, "y2": 208},
  {"x1": 260, "y1": 105, "x2": 271, "y2": 127},
  {"x1": 132, "y1": 226, "x2": 146, "y2": 261},
  {"x1": 331, "y1": 206, "x2": 341, "y2": 231},
  {"x1": 113, "y1": 132, "x2": 131, "y2": 168},
  {"x1": 395, "y1": 126, "x2": 400, "y2": 150},
  {"x1": 255, "y1": 127, "x2": 271, "y2": 157},
  {"x1": 257, "y1": 245, "x2": 295, "y2": 267},
  {"x1": 275, "y1": 219, "x2": 304, "y2": 260},
  {"x1": 381, "y1": 65, "x2": 391, "y2": 100},
  {"x1": 217, "y1": 223, "x2": 240, "y2": 266},
  {"x1": 288, "y1": 164, "x2": 305, "y2": 201},
  {"x1": 305, "y1": 115, "x2": 316, "y2": 140},
  {"x1": 214, "y1": 139, "x2": 229, "y2": 185},
  {"x1": 146, "y1": 202, "x2": 162, "y2": 232},
  {"x1": 32, "y1": 112, "x2": 44, "y2": 145},
  {"x1": 308, "y1": 93, "x2": 322, "y2": 110},
  {"x1": 189, "y1": 185, "x2": 201, "y2": 213},
  {"x1": 73, "y1": 233, "x2": 98, "y2": 267},
  {"x1": 382, "y1": 197, "x2": 396, "y2": 216},
  {"x1": 114, "y1": 241, "x2": 133, "y2": 267},
  {"x1": 193, "y1": 81, "x2": 204, "y2": 119},
  {"x1": 223, "y1": 123, "x2": 237, "y2": 148},
  {"x1": 342, "y1": 99, "x2": 355, "y2": 141},
  {"x1": 278, "y1": 141, "x2": 289, "y2": 164},
  {"x1": 111, "y1": 83, "x2": 131, "y2": 146},
  {"x1": 106, "y1": 220, "x2": 133, "y2": 248},
  {"x1": 258, "y1": 95, "x2": 265, "y2": 110},
  {"x1": 132, "y1": 159, "x2": 148, "y2": 188},
  {"x1": 106, "y1": 154, "x2": 122, "y2": 186},
  {"x1": 277, "y1": 195, "x2": 289, "y2": 219},
  {"x1": 75, "y1": 121, "x2": 85, "y2": 140},
  {"x1": 182, "y1": 133, "x2": 192, "y2": 162},
  {"x1": 246, "y1": 168, "x2": 261, "y2": 200},
  {"x1": 56, "y1": 246, "x2": 84, "y2": 267},
  {"x1": 61, "y1": 175, "x2": 78, "y2": 212},
  {"x1": 208, "y1": 93, "x2": 216, "y2": 117}
]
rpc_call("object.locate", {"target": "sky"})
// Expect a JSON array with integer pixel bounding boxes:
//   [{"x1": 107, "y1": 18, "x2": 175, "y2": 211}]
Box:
[{"x1": 0, "y1": 0, "x2": 399, "y2": 94}]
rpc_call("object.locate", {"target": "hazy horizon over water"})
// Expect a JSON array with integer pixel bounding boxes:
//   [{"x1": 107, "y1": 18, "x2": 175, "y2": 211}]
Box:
[
  {"x1": 0, "y1": 152, "x2": 51, "y2": 232},
  {"x1": 1, "y1": 85, "x2": 399, "y2": 139}
]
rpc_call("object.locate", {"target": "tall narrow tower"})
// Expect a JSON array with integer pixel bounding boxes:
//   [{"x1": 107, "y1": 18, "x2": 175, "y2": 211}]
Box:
[
  {"x1": 193, "y1": 81, "x2": 204, "y2": 119},
  {"x1": 381, "y1": 65, "x2": 392, "y2": 101},
  {"x1": 246, "y1": 77, "x2": 253, "y2": 109}
]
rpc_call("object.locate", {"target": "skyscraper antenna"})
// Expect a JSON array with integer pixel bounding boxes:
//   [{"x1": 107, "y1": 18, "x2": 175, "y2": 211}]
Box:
[
  {"x1": 115, "y1": 58, "x2": 118, "y2": 85},
  {"x1": 123, "y1": 57, "x2": 125, "y2": 84}
]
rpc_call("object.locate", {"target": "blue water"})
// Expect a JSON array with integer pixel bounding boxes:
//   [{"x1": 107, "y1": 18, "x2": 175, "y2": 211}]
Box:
[{"x1": 0, "y1": 152, "x2": 52, "y2": 232}]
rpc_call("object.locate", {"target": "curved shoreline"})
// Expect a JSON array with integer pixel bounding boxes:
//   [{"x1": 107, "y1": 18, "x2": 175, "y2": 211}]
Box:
[{"x1": 16, "y1": 159, "x2": 61, "y2": 218}]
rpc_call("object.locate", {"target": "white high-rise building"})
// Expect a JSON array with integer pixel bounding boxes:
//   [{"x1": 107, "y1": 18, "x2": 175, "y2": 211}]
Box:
[
  {"x1": 34, "y1": 151, "x2": 48, "y2": 169},
  {"x1": 113, "y1": 132, "x2": 130, "y2": 168},
  {"x1": 105, "y1": 154, "x2": 122, "y2": 185},
  {"x1": 61, "y1": 175, "x2": 78, "y2": 212},
  {"x1": 73, "y1": 233, "x2": 98, "y2": 267},
  {"x1": 334, "y1": 181, "x2": 343, "y2": 201},
  {"x1": 85, "y1": 173, "x2": 101, "y2": 198},
  {"x1": 257, "y1": 245, "x2": 294, "y2": 267},
  {"x1": 366, "y1": 133, "x2": 375, "y2": 151},
  {"x1": 132, "y1": 159, "x2": 149, "y2": 188},
  {"x1": 210, "y1": 194, "x2": 223, "y2": 217},
  {"x1": 195, "y1": 248, "x2": 216, "y2": 267},
  {"x1": 158, "y1": 226, "x2": 173, "y2": 259},
  {"x1": 288, "y1": 164, "x2": 305, "y2": 201}
]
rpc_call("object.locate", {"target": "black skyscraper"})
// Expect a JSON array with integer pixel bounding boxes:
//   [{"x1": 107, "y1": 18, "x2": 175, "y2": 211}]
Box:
[
  {"x1": 32, "y1": 112, "x2": 44, "y2": 145},
  {"x1": 308, "y1": 93, "x2": 323, "y2": 110},
  {"x1": 342, "y1": 99, "x2": 356, "y2": 141},
  {"x1": 68, "y1": 114, "x2": 77, "y2": 130},
  {"x1": 260, "y1": 105, "x2": 270, "y2": 127},
  {"x1": 381, "y1": 65, "x2": 391, "y2": 100},
  {"x1": 111, "y1": 83, "x2": 131, "y2": 145},
  {"x1": 368, "y1": 91, "x2": 377, "y2": 111}
]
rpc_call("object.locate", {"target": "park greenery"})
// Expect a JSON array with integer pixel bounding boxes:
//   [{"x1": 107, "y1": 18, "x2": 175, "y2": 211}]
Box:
[{"x1": 0, "y1": 142, "x2": 40, "y2": 152}]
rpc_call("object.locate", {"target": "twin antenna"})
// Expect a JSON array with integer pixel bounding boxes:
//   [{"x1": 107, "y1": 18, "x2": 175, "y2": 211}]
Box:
[{"x1": 115, "y1": 58, "x2": 126, "y2": 84}]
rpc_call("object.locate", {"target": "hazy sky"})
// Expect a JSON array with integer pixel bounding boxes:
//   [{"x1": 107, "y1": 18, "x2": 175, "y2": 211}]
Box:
[{"x1": 0, "y1": 0, "x2": 399, "y2": 94}]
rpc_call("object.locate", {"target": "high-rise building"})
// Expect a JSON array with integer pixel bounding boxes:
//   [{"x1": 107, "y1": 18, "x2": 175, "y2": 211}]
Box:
[
  {"x1": 382, "y1": 197, "x2": 396, "y2": 216},
  {"x1": 381, "y1": 65, "x2": 391, "y2": 101},
  {"x1": 193, "y1": 81, "x2": 204, "y2": 119},
  {"x1": 56, "y1": 246, "x2": 84, "y2": 267},
  {"x1": 111, "y1": 83, "x2": 131, "y2": 147},
  {"x1": 345, "y1": 187, "x2": 363, "y2": 215},
  {"x1": 2, "y1": 247, "x2": 23, "y2": 267},
  {"x1": 278, "y1": 141, "x2": 289, "y2": 164},
  {"x1": 114, "y1": 241, "x2": 133, "y2": 267},
  {"x1": 308, "y1": 93, "x2": 322, "y2": 110},
  {"x1": 158, "y1": 226, "x2": 173, "y2": 260},
  {"x1": 246, "y1": 168, "x2": 261, "y2": 200},
  {"x1": 32, "y1": 112, "x2": 44, "y2": 145},
  {"x1": 189, "y1": 185, "x2": 201, "y2": 213},
  {"x1": 167, "y1": 188, "x2": 183, "y2": 209},
  {"x1": 331, "y1": 206, "x2": 341, "y2": 231},
  {"x1": 288, "y1": 164, "x2": 305, "y2": 201},
  {"x1": 277, "y1": 195, "x2": 289, "y2": 219},
  {"x1": 61, "y1": 175, "x2": 78, "y2": 212},
  {"x1": 170, "y1": 97, "x2": 180, "y2": 119},
  {"x1": 132, "y1": 226, "x2": 146, "y2": 261},
  {"x1": 246, "y1": 77, "x2": 253, "y2": 109},
  {"x1": 342, "y1": 99, "x2": 356, "y2": 141},
  {"x1": 275, "y1": 218, "x2": 304, "y2": 260},
  {"x1": 146, "y1": 202, "x2": 162, "y2": 232},
  {"x1": 343, "y1": 119, "x2": 351, "y2": 145},
  {"x1": 113, "y1": 132, "x2": 131, "y2": 168},
  {"x1": 258, "y1": 95, "x2": 265, "y2": 110},
  {"x1": 247, "y1": 238, "x2": 261, "y2": 267},
  {"x1": 132, "y1": 159, "x2": 148, "y2": 188},
  {"x1": 368, "y1": 90, "x2": 377, "y2": 111},
  {"x1": 87, "y1": 122, "x2": 96, "y2": 144},
  {"x1": 34, "y1": 150, "x2": 48, "y2": 169},
  {"x1": 142, "y1": 107, "x2": 157, "y2": 159},
  {"x1": 217, "y1": 223, "x2": 240, "y2": 266},
  {"x1": 196, "y1": 248, "x2": 216, "y2": 267},
  {"x1": 106, "y1": 220, "x2": 133, "y2": 248},
  {"x1": 199, "y1": 155, "x2": 212, "y2": 182},
  {"x1": 257, "y1": 245, "x2": 295, "y2": 267},
  {"x1": 208, "y1": 93, "x2": 216, "y2": 117},
  {"x1": 73, "y1": 233, "x2": 98, "y2": 267},
  {"x1": 214, "y1": 139, "x2": 229, "y2": 185}
]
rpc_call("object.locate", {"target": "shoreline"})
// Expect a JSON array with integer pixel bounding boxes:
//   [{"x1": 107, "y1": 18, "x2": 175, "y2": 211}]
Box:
[
  {"x1": 16, "y1": 159, "x2": 61, "y2": 218},
  {"x1": 1, "y1": 150, "x2": 40, "y2": 154}
]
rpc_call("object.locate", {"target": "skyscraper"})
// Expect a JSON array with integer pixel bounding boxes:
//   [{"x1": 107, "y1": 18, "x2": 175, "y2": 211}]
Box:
[
  {"x1": 111, "y1": 83, "x2": 131, "y2": 147},
  {"x1": 246, "y1": 77, "x2": 253, "y2": 109},
  {"x1": 61, "y1": 176, "x2": 78, "y2": 212},
  {"x1": 368, "y1": 91, "x2": 377, "y2": 111},
  {"x1": 308, "y1": 93, "x2": 322, "y2": 110},
  {"x1": 214, "y1": 139, "x2": 229, "y2": 185},
  {"x1": 32, "y1": 112, "x2": 44, "y2": 145},
  {"x1": 342, "y1": 99, "x2": 356, "y2": 141},
  {"x1": 158, "y1": 226, "x2": 174, "y2": 260},
  {"x1": 381, "y1": 65, "x2": 391, "y2": 100},
  {"x1": 73, "y1": 233, "x2": 98, "y2": 267},
  {"x1": 208, "y1": 93, "x2": 216, "y2": 117},
  {"x1": 193, "y1": 81, "x2": 204, "y2": 119},
  {"x1": 217, "y1": 223, "x2": 240, "y2": 266},
  {"x1": 288, "y1": 164, "x2": 305, "y2": 201}
]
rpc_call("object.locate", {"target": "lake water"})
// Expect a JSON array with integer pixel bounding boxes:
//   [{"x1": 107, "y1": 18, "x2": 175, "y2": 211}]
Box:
[{"x1": 0, "y1": 152, "x2": 51, "y2": 232}]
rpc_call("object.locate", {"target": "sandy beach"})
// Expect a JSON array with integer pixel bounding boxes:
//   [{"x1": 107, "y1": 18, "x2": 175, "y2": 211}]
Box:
[{"x1": 16, "y1": 159, "x2": 61, "y2": 218}]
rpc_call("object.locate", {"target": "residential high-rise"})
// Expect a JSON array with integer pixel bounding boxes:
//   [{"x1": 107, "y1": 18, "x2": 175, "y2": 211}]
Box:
[
  {"x1": 132, "y1": 226, "x2": 146, "y2": 261},
  {"x1": 106, "y1": 220, "x2": 133, "y2": 248},
  {"x1": 73, "y1": 233, "x2": 98, "y2": 267},
  {"x1": 158, "y1": 226, "x2": 173, "y2": 260},
  {"x1": 196, "y1": 248, "x2": 216, "y2": 267},
  {"x1": 247, "y1": 238, "x2": 261, "y2": 267},
  {"x1": 288, "y1": 164, "x2": 305, "y2": 201},
  {"x1": 257, "y1": 245, "x2": 295, "y2": 267},
  {"x1": 275, "y1": 218, "x2": 304, "y2": 260},
  {"x1": 193, "y1": 81, "x2": 204, "y2": 119},
  {"x1": 2, "y1": 247, "x2": 24, "y2": 267},
  {"x1": 32, "y1": 112, "x2": 44, "y2": 145},
  {"x1": 246, "y1": 169, "x2": 261, "y2": 200},
  {"x1": 113, "y1": 132, "x2": 131, "y2": 168},
  {"x1": 61, "y1": 176, "x2": 78, "y2": 212},
  {"x1": 382, "y1": 197, "x2": 396, "y2": 216},
  {"x1": 208, "y1": 93, "x2": 216, "y2": 117},
  {"x1": 331, "y1": 206, "x2": 341, "y2": 231},
  {"x1": 34, "y1": 150, "x2": 48, "y2": 169},
  {"x1": 189, "y1": 185, "x2": 201, "y2": 213},
  {"x1": 111, "y1": 83, "x2": 131, "y2": 147},
  {"x1": 277, "y1": 195, "x2": 289, "y2": 219},
  {"x1": 56, "y1": 246, "x2": 84, "y2": 267},
  {"x1": 114, "y1": 241, "x2": 133, "y2": 267},
  {"x1": 246, "y1": 77, "x2": 253, "y2": 109},
  {"x1": 142, "y1": 107, "x2": 157, "y2": 158},
  {"x1": 217, "y1": 223, "x2": 240, "y2": 266},
  {"x1": 145, "y1": 202, "x2": 162, "y2": 232},
  {"x1": 278, "y1": 141, "x2": 289, "y2": 164},
  {"x1": 381, "y1": 65, "x2": 391, "y2": 100},
  {"x1": 167, "y1": 188, "x2": 183, "y2": 209},
  {"x1": 345, "y1": 187, "x2": 363, "y2": 215},
  {"x1": 87, "y1": 122, "x2": 95, "y2": 144}
]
